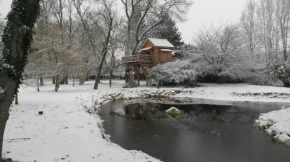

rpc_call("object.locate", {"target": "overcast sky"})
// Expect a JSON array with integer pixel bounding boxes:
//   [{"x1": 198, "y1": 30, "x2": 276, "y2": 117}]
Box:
[
  {"x1": 0, "y1": 0, "x2": 248, "y2": 44},
  {"x1": 176, "y1": 0, "x2": 248, "y2": 44}
]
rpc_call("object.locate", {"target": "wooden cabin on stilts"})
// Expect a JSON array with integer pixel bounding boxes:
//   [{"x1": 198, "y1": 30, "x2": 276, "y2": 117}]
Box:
[{"x1": 122, "y1": 38, "x2": 174, "y2": 86}]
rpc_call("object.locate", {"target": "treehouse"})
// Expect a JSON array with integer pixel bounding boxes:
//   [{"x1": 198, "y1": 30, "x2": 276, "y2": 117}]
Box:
[
  {"x1": 122, "y1": 38, "x2": 174, "y2": 86},
  {"x1": 122, "y1": 38, "x2": 174, "y2": 65}
]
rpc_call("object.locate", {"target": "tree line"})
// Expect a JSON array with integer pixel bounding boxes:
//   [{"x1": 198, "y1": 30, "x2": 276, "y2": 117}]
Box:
[
  {"x1": 151, "y1": 0, "x2": 290, "y2": 87},
  {"x1": 13, "y1": 0, "x2": 191, "y2": 91}
]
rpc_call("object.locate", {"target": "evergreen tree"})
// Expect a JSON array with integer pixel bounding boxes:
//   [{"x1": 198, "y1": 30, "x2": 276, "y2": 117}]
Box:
[{"x1": 150, "y1": 15, "x2": 184, "y2": 49}]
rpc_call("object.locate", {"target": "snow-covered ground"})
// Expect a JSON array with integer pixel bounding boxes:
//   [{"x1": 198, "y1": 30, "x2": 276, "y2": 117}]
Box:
[
  {"x1": 255, "y1": 108, "x2": 290, "y2": 145},
  {"x1": 175, "y1": 83, "x2": 290, "y2": 103},
  {"x1": 3, "y1": 80, "x2": 160, "y2": 162},
  {"x1": 3, "y1": 80, "x2": 290, "y2": 161}
]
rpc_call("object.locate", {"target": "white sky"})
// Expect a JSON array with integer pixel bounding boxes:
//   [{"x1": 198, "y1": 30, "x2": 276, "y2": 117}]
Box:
[
  {"x1": 0, "y1": 0, "x2": 248, "y2": 44},
  {"x1": 176, "y1": 0, "x2": 248, "y2": 44}
]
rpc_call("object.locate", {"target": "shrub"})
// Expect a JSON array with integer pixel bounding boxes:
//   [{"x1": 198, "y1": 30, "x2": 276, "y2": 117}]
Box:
[
  {"x1": 245, "y1": 64, "x2": 281, "y2": 86},
  {"x1": 150, "y1": 59, "x2": 197, "y2": 86},
  {"x1": 268, "y1": 64, "x2": 290, "y2": 87}
]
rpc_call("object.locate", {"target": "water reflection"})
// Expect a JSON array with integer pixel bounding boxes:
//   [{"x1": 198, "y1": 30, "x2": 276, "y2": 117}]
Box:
[
  {"x1": 100, "y1": 100, "x2": 290, "y2": 162},
  {"x1": 111, "y1": 102, "x2": 260, "y2": 124},
  {"x1": 109, "y1": 102, "x2": 272, "y2": 137},
  {"x1": 124, "y1": 103, "x2": 151, "y2": 120}
]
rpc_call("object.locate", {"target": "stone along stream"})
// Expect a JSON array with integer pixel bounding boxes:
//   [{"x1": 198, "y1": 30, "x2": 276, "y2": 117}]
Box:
[{"x1": 99, "y1": 99, "x2": 290, "y2": 162}]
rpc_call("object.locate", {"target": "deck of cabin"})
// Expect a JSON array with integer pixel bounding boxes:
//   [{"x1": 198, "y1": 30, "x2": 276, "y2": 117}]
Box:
[{"x1": 122, "y1": 54, "x2": 153, "y2": 65}]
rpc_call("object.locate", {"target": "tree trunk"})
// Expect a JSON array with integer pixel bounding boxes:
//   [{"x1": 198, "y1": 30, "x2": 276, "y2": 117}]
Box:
[
  {"x1": 94, "y1": 67, "x2": 103, "y2": 89},
  {"x1": 94, "y1": 17, "x2": 114, "y2": 90},
  {"x1": 72, "y1": 73, "x2": 75, "y2": 87},
  {"x1": 15, "y1": 92, "x2": 19, "y2": 105},
  {"x1": 37, "y1": 76, "x2": 40, "y2": 92},
  {"x1": 0, "y1": 76, "x2": 16, "y2": 160},
  {"x1": 79, "y1": 68, "x2": 90, "y2": 85},
  {"x1": 125, "y1": 67, "x2": 130, "y2": 83},
  {"x1": 66, "y1": 76, "x2": 68, "y2": 84},
  {"x1": 124, "y1": 13, "x2": 131, "y2": 84},
  {"x1": 283, "y1": 47, "x2": 288, "y2": 62},
  {"x1": 0, "y1": 0, "x2": 40, "y2": 159},
  {"x1": 60, "y1": 73, "x2": 68, "y2": 84},
  {"x1": 109, "y1": 70, "x2": 113, "y2": 87},
  {"x1": 40, "y1": 75, "x2": 44, "y2": 86},
  {"x1": 52, "y1": 77, "x2": 55, "y2": 84},
  {"x1": 55, "y1": 75, "x2": 60, "y2": 92}
]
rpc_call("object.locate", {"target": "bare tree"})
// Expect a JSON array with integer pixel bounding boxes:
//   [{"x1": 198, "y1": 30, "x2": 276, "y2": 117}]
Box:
[
  {"x1": 73, "y1": 0, "x2": 121, "y2": 89},
  {"x1": 256, "y1": 0, "x2": 276, "y2": 62},
  {"x1": 108, "y1": 38, "x2": 123, "y2": 87},
  {"x1": 24, "y1": 0, "x2": 85, "y2": 91},
  {"x1": 120, "y1": 0, "x2": 142, "y2": 56},
  {"x1": 93, "y1": 0, "x2": 119, "y2": 89},
  {"x1": 73, "y1": 0, "x2": 101, "y2": 85},
  {"x1": 276, "y1": 0, "x2": 290, "y2": 62},
  {"x1": 24, "y1": 0, "x2": 54, "y2": 88},
  {"x1": 51, "y1": 0, "x2": 66, "y2": 90},
  {"x1": 240, "y1": 0, "x2": 259, "y2": 59},
  {"x1": 195, "y1": 24, "x2": 248, "y2": 81}
]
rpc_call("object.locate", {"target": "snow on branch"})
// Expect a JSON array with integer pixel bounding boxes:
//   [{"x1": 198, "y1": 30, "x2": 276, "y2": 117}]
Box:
[
  {"x1": 0, "y1": 86, "x2": 5, "y2": 100},
  {"x1": 0, "y1": 52, "x2": 15, "y2": 72}
]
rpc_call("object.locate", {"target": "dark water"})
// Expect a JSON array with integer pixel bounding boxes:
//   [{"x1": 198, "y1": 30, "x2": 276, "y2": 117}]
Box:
[{"x1": 99, "y1": 99, "x2": 290, "y2": 162}]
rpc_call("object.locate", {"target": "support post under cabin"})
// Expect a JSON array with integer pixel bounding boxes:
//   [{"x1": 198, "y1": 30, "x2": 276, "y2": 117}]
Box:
[{"x1": 137, "y1": 66, "x2": 140, "y2": 86}]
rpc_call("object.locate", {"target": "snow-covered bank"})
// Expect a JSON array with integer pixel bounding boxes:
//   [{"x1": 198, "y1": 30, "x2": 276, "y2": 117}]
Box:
[
  {"x1": 175, "y1": 83, "x2": 290, "y2": 103},
  {"x1": 3, "y1": 80, "x2": 290, "y2": 161},
  {"x1": 255, "y1": 108, "x2": 290, "y2": 145},
  {"x1": 3, "y1": 81, "x2": 161, "y2": 162}
]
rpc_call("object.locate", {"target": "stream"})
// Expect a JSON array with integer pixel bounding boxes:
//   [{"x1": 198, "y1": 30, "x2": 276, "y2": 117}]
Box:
[{"x1": 99, "y1": 99, "x2": 290, "y2": 162}]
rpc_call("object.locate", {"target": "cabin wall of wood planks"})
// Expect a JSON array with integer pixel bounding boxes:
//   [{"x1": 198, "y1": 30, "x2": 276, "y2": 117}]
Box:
[{"x1": 141, "y1": 42, "x2": 173, "y2": 63}]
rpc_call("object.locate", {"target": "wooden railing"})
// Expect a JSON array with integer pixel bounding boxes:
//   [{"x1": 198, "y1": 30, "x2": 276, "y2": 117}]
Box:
[{"x1": 122, "y1": 54, "x2": 152, "y2": 63}]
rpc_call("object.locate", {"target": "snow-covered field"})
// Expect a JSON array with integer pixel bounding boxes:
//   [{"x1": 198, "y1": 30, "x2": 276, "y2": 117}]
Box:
[
  {"x1": 3, "y1": 80, "x2": 290, "y2": 161},
  {"x1": 3, "y1": 80, "x2": 160, "y2": 162}
]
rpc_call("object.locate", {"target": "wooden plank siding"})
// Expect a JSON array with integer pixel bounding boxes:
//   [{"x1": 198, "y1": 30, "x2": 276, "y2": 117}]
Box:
[
  {"x1": 122, "y1": 38, "x2": 174, "y2": 65},
  {"x1": 160, "y1": 50, "x2": 172, "y2": 62}
]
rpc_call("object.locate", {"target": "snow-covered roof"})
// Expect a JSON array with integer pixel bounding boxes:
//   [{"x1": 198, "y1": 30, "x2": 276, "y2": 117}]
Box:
[
  {"x1": 160, "y1": 49, "x2": 172, "y2": 52},
  {"x1": 148, "y1": 38, "x2": 174, "y2": 48},
  {"x1": 140, "y1": 47, "x2": 152, "y2": 51}
]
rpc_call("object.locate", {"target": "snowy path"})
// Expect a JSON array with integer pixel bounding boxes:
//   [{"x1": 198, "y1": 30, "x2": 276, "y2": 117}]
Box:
[{"x1": 3, "y1": 80, "x2": 290, "y2": 161}]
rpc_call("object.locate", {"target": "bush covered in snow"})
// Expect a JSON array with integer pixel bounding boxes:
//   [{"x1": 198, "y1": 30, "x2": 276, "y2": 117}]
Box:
[
  {"x1": 245, "y1": 64, "x2": 280, "y2": 86},
  {"x1": 194, "y1": 56, "x2": 252, "y2": 83},
  {"x1": 150, "y1": 48, "x2": 278, "y2": 86},
  {"x1": 268, "y1": 64, "x2": 290, "y2": 87},
  {"x1": 150, "y1": 59, "x2": 198, "y2": 86},
  {"x1": 150, "y1": 49, "x2": 254, "y2": 85}
]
